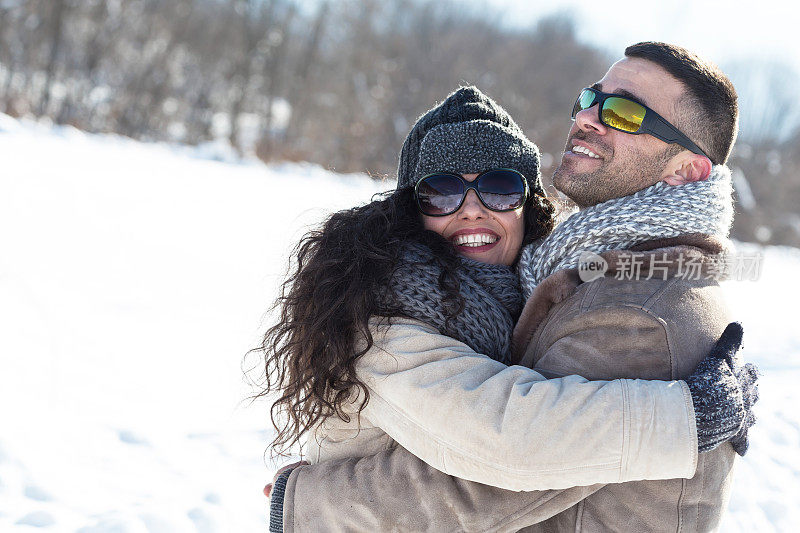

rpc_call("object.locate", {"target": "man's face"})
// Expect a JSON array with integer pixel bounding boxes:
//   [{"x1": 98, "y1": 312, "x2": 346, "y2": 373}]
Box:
[{"x1": 553, "y1": 57, "x2": 686, "y2": 208}]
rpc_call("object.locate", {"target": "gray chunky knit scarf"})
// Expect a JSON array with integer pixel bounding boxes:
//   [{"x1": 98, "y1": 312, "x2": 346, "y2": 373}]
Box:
[
  {"x1": 383, "y1": 242, "x2": 523, "y2": 363},
  {"x1": 519, "y1": 166, "x2": 734, "y2": 298}
]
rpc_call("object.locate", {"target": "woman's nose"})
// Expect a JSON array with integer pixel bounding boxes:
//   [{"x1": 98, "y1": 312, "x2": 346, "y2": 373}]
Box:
[{"x1": 457, "y1": 189, "x2": 488, "y2": 218}]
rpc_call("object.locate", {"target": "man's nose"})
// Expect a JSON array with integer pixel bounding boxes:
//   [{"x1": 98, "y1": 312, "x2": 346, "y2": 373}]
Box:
[
  {"x1": 458, "y1": 189, "x2": 489, "y2": 218},
  {"x1": 574, "y1": 105, "x2": 607, "y2": 135}
]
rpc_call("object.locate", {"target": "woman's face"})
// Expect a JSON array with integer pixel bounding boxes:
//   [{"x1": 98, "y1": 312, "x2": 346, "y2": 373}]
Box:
[{"x1": 422, "y1": 173, "x2": 525, "y2": 266}]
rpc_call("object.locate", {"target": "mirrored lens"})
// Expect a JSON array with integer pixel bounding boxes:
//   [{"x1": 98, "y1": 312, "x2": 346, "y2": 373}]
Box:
[
  {"x1": 602, "y1": 97, "x2": 645, "y2": 132},
  {"x1": 571, "y1": 89, "x2": 596, "y2": 118},
  {"x1": 477, "y1": 170, "x2": 526, "y2": 211},
  {"x1": 417, "y1": 174, "x2": 465, "y2": 215}
]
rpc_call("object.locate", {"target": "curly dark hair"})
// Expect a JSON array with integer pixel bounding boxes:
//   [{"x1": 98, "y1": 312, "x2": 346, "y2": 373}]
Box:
[{"x1": 253, "y1": 186, "x2": 555, "y2": 457}]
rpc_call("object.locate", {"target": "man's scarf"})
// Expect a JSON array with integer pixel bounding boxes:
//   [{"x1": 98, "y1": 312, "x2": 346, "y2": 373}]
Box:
[{"x1": 519, "y1": 166, "x2": 734, "y2": 298}]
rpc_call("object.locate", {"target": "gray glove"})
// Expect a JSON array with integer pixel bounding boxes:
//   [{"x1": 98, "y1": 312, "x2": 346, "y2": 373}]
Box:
[
  {"x1": 269, "y1": 468, "x2": 296, "y2": 533},
  {"x1": 685, "y1": 322, "x2": 759, "y2": 456}
]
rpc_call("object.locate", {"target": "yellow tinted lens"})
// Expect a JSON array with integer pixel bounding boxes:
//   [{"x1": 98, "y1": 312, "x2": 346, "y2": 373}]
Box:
[{"x1": 602, "y1": 97, "x2": 645, "y2": 132}]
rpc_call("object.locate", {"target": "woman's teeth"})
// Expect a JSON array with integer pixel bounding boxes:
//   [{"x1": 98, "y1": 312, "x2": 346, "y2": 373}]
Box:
[{"x1": 453, "y1": 233, "x2": 498, "y2": 247}]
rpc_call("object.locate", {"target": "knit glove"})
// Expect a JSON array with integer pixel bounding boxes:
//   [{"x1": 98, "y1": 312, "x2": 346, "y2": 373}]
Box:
[
  {"x1": 685, "y1": 322, "x2": 759, "y2": 456},
  {"x1": 269, "y1": 467, "x2": 296, "y2": 533},
  {"x1": 729, "y1": 359, "x2": 760, "y2": 456}
]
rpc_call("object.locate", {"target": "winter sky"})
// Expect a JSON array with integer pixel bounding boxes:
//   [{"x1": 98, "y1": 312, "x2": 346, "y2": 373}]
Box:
[
  {"x1": 470, "y1": 0, "x2": 800, "y2": 76},
  {"x1": 460, "y1": 0, "x2": 800, "y2": 141}
]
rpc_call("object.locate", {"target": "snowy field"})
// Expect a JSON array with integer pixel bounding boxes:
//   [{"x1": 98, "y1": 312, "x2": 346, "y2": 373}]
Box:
[{"x1": 1, "y1": 114, "x2": 798, "y2": 531}]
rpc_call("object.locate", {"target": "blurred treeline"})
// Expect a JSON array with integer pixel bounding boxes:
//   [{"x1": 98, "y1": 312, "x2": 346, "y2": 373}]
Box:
[{"x1": 3, "y1": 0, "x2": 799, "y2": 247}]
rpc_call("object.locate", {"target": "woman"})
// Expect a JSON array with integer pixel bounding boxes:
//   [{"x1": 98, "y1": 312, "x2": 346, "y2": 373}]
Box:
[{"x1": 259, "y1": 87, "x2": 756, "y2": 530}]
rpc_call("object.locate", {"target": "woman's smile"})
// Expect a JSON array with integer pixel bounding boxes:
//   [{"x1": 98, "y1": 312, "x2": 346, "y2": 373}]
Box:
[
  {"x1": 448, "y1": 227, "x2": 501, "y2": 252},
  {"x1": 422, "y1": 174, "x2": 525, "y2": 266}
]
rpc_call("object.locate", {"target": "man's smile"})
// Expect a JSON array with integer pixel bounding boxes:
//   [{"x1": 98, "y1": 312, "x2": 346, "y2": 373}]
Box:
[{"x1": 566, "y1": 139, "x2": 605, "y2": 161}]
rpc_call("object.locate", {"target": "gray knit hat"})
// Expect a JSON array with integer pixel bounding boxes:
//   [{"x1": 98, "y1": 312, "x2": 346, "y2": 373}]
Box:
[{"x1": 396, "y1": 86, "x2": 544, "y2": 197}]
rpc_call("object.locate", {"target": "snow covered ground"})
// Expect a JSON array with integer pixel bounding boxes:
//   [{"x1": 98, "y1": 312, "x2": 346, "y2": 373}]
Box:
[{"x1": 1, "y1": 114, "x2": 798, "y2": 531}]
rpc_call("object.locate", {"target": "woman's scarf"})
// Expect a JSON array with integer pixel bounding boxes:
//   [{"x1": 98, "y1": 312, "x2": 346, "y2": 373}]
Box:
[{"x1": 382, "y1": 242, "x2": 522, "y2": 363}]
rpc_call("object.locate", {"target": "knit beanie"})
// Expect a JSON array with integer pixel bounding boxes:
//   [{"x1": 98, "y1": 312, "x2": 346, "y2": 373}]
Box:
[{"x1": 396, "y1": 86, "x2": 544, "y2": 197}]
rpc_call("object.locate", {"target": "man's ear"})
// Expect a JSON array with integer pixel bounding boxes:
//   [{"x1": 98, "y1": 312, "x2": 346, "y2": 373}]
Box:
[{"x1": 661, "y1": 152, "x2": 712, "y2": 186}]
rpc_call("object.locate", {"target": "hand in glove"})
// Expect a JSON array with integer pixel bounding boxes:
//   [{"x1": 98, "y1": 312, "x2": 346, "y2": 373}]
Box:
[{"x1": 685, "y1": 322, "x2": 759, "y2": 456}]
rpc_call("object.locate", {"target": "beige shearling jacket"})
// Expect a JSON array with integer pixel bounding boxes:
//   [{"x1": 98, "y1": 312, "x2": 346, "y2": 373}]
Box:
[
  {"x1": 280, "y1": 237, "x2": 733, "y2": 532},
  {"x1": 304, "y1": 317, "x2": 698, "y2": 491}
]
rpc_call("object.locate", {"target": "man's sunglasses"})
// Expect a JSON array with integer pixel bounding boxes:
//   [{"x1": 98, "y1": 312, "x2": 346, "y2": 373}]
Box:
[
  {"x1": 571, "y1": 87, "x2": 710, "y2": 159},
  {"x1": 415, "y1": 169, "x2": 529, "y2": 217}
]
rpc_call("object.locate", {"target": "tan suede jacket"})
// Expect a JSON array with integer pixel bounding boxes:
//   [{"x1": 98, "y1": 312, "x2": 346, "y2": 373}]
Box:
[
  {"x1": 280, "y1": 238, "x2": 734, "y2": 532},
  {"x1": 513, "y1": 237, "x2": 736, "y2": 532}
]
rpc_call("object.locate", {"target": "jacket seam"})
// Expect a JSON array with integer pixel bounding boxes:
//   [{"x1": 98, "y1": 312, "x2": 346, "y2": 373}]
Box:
[
  {"x1": 620, "y1": 378, "x2": 631, "y2": 482},
  {"x1": 588, "y1": 302, "x2": 678, "y2": 380},
  {"x1": 696, "y1": 454, "x2": 705, "y2": 530},
  {"x1": 581, "y1": 277, "x2": 603, "y2": 312},
  {"x1": 575, "y1": 499, "x2": 585, "y2": 533},
  {"x1": 677, "y1": 477, "x2": 687, "y2": 532},
  {"x1": 527, "y1": 318, "x2": 552, "y2": 369},
  {"x1": 531, "y1": 284, "x2": 587, "y2": 361},
  {"x1": 640, "y1": 279, "x2": 684, "y2": 379},
  {"x1": 681, "y1": 381, "x2": 700, "y2": 475},
  {"x1": 640, "y1": 276, "x2": 679, "y2": 311},
  {"x1": 540, "y1": 301, "x2": 676, "y2": 381},
  {"x1": 632, "y1": 304, "x2": 677, "y2": 380}
]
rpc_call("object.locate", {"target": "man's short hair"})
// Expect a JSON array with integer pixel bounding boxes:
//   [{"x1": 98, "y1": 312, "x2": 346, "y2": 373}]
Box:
[{"x1": 625, "y1": 42, "x2": 738, "y2": 165}]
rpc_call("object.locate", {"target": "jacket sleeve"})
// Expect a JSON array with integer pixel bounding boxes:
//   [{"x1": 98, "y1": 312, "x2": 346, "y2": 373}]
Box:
[
  {"x1": 353, "y1": 319, "x2": 698, "y2": 491},
  {"x1": 276, "y1": 318, "x2": 698, "y2": 531},
  {"x1": 281, "y1": 445, "x2": 603, "y2": 533}
]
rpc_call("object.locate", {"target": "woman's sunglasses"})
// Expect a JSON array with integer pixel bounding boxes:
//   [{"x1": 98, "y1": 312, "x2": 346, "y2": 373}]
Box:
[
  {"x1": 571, "y1": 87, "x2": 710, "y2": 160},
  {"x1": 415, "y1": 168, "x2": 529, "y2": 217}
]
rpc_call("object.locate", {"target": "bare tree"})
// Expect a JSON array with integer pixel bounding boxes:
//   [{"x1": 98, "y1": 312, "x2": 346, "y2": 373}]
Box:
[
  {"x1": 727, "y1": 59, "x2": 800, "y2": 144},
  {"x1": 1, "y1": 0, "x2": 796, "y2": 246},
  {"x1": 259, "y1": 1, "x2": 296, "y2": 159},
  {"x1": 39, "y1": 0, "x2": 68, "y2": 116},
  {"x1": 281, "y1": 0, "x2": 329, "y2": 156}
]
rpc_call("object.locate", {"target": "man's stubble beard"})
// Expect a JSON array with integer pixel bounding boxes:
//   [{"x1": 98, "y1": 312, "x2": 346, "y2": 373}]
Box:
[{"x1": 553, "y1": 140, "x2": 679, "y2": 209}]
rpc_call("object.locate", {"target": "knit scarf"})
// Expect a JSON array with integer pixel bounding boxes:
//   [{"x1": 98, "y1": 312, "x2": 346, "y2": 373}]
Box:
[
  {"x1": 382, "y1": 242, "x2": 523, "y2": 363},
  {"x1": 518, "y1": 165, "x2": 734, "y2": 298}
]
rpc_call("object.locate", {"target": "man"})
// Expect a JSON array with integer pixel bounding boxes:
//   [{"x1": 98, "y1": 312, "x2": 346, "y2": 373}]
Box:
[
  {"x1": 508, "y1": 41, "x2": 741, "y2": 531},
  {"x1": 269, "y1": 42, "x2": 753, "y2": 531}
]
